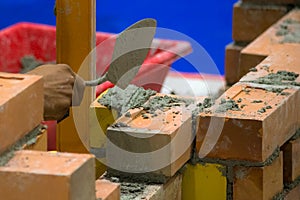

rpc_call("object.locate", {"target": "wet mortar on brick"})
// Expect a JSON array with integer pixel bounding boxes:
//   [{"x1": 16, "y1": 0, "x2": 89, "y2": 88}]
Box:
[
  {"x1": 250, "y1": 70, "x2": 300, "y2": 87},
  {"x1": 98, "y1": 84, "x2": 157, "y2": 116},
  {"x1": 104, "y1": 172, "x2": 164, "y2": 200},
  {"x1": 276, "y1": 18, "x2": 300, "y2": 43},
  {"x1": 0, "y1": 125, "x2": 45, "y2": 166}
]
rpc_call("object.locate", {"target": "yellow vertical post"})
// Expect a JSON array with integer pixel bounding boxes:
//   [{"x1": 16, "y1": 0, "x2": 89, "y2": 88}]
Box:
[
  {"x1": 182, "y1": 163, "x2": 227, "y2": 200},
  {"x1": 56, "y1": 0, "x2": 96, "y2": 153}
]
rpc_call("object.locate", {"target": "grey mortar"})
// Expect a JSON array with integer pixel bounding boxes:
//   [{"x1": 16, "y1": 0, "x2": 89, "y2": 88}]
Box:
[
  {"x1": 0, "y1": 125, "x2": 46, "y2": 166},
  {"x1": 276, "y1": 18, "x2": 300, "y2": 44},
  {"x1": 249, "y1": 70, "x2": 300, "y2": 87},
  {"x1": 98, "y1": 84, "x2": 157, "y2": 116},
  {"x1": 215, "y1": 98, "x2": 241, "y2": 113}
]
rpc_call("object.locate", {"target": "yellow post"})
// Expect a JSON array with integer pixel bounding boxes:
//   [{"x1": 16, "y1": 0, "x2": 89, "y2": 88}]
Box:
[
  {"x1": 56, "y1": 0, "x2": 96, "y2": 153},
  {"x1": 182, "y1": 163, "x2": 227, "y2": 200}
]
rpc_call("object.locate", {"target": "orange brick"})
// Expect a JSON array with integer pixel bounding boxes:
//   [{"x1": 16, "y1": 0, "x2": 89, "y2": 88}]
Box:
[
  {"x1": 0, "y1": 72, "x2": 43, "y2": 154},
  {"x1": 233, "y1": 153, "x2": 283, "y2": 200},
  {"x1": 242, "y1": 0, "x2": 296, "y2": 5},
  {"x1": 107, "y1": 94, "x2": 207, "y2": 178},
  {"x1": 196, "y1": 83, "x2": 300, "y2": 162},
  {"x1": 282, "y1": 134, "x2": 300, "y2": 183},
  {"x1": 103, "y1": 173, "x2": 182, "y2": 200},
  {"x1": 233, "y1": 1, "x2": 288, "y2": 42},
  {"x1": 23, "y1": 128, "x2": 48, "y2": 151},
  {"x1": 96, "y1": 179, "x2": 120, "y2": 200},
  {"x1": 0, "y1": 150, "x2": 95, "y2": 200},
  {"x1": 139, "y1": 174, "x2": 182, "y2": 200},
  {"x1": 285, "y1": 184, "x2": 300, "y2": 200},
  {"x1": 240, "y1": 9, "x2": 300, "y2": 78},
  {"x1": 225, "y1": 42, "x2": 247, "y2": 85},
  {"x1": 240, "y1": 45, "x2": 300, "y2": 84}
]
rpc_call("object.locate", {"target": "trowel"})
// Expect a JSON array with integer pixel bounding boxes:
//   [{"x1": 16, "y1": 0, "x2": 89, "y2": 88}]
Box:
[{"x1": 85, "y1": 18, "x2": 157, "y2": 89}]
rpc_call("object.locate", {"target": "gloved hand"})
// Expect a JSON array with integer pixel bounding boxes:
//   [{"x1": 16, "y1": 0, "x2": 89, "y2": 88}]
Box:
[{"x1": 27, "y1": 64, "x2": 85, "y2": 121}]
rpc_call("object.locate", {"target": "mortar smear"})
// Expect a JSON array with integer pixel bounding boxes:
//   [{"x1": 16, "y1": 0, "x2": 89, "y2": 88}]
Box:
[
  {"x1": 0, "y1": 125, "x2": 45, "y2": 166},
  {"x1": 104, "y1": 174, "x2": 157, "y2": 200},
  {"x1": 215, "y1": 98, "x2": 240, "y2": 113},
  {"x1": 142, "y1": 95, "x2": 194, "y2": 113},
  {"x1": 250, "y1": 70, "x2": 300, "y2": 87},
  {"x1": 98, "y1": 85, "x2": 157, "y2": 115},
  {"x1": 276, "y1": 18, "x2": 300, "y2": 43}
]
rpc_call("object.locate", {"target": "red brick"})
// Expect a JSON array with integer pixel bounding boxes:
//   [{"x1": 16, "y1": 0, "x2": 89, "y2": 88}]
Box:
[
  {"x1": 96, "y1": 179, "x2": 120, "y2": 200},
  {"x1": 102, "y1": 173, "x2": 182, "y2": 200},
  {"x1": 0, "y1": 150, "x2": 95, "y2": 200},
  {"x1": 285, "y1": 184, "x2": 300, "y2": 199},
  {"x1": 0, "y1": 72, "x2": 43, "y2": 154},
  {"x1": 233, "y1": 1, "x2": 288, "y2": 42},
  {"x1": 196, "y1": 83, "x2": 300, "y2": 162},
  {"x1": 225, "y1": 42, "x2": 247, "y2": 85},
  {"x1": 139, "y1": 174, "x2": 182, "y2": 200},
  {"x1": 240, "y1": 45, "x2": 300, "y2": 84},
  {"x1": 233, "y1": 153, "x2": 283, "y2": 200},
  {"x1": 282, "y1": 135, "x2": 300, "y2": 183},
  {"x1": 107, "y1": 94, "x2": 207, "y2": 177},
  {"x1": 240, "y1": 9, "x2": 300, "y2": 78}
]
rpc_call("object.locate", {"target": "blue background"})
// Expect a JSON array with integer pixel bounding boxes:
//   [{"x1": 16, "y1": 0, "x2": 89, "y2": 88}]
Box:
[{"x1": 0, "y1": 0, "x2": 237, "y2": 74}]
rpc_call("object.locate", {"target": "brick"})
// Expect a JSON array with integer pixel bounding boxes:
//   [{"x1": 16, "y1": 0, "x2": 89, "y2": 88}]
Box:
[
  {"x1": 23, "y1": 128, "x2": 48, "y2": 151},
  {"x1": 240, "y1": 9, "x2": 300, "y2": 78},
  {"x1": 90, "y1": 92, "x2": 118, "y2": 178},
  {"x1": 0, "y1": 150, "x2": 95, "y2": 200},
  {"x1": 182, "y1": 163, "x2": 227, "y2": 200},
  {"x1": 232, "y1": 1, "x2": 288, "y2": 42},
  {"x1": 242, "y1": 0, "x2": 296, "y2": 5},
  {"x1": 90, "y1": 93, "x2": 115, "y2": 149},
  {"x1": 196, "y1": 83, "x2": 300, "y2": 162},
  {"x1": 285, "y1": 184, "x2": 300, "y2": 199},
  {"x1": 139, "y1": 174, "x2": 182, "y2": 200},
  {"x1": 240, "y1": 45, "x2": 300, "y2": 84},
  {"x1": 96, "y1": 179, "x2": 120, "y2": 200},
  {"x1": 225, "y1": 42, "x2": 247, "y2": 85},
  {"x1": 0, "y1": 72, "x2": 43, "y2": 154},
  {"x1": 282, "y1": 135, "x2": 300, "y2": 183},
  {"x1": 107, "y1": 94, "x2": 207, "y2": 178},
  {"x1": 108, "y1": 173, "x2": 182, "y2": 200},
  {"x1": 233, "y1": 153, "x2": 283, "y2": 200}
]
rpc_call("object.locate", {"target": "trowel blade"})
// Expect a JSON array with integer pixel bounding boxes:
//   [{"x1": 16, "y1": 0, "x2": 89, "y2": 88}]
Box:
[{"x1": 106, "y1": 18, "x2": 157, "y2": 89}]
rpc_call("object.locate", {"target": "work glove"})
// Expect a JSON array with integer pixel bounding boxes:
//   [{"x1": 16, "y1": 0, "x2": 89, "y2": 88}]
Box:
[{"x1": 27, "y1": 64, "x2": 85, "y2": 121}]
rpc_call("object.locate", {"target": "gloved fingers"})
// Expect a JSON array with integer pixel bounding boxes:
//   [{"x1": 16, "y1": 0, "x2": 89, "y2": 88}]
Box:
[{"x1": 44, "y1": 97, "x2": 71, "y2": 121}]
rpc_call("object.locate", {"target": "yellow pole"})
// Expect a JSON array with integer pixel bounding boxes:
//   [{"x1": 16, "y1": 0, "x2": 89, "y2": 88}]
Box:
[{"x1": 56, "y1": 0, "x2": 96, "y2": 153}]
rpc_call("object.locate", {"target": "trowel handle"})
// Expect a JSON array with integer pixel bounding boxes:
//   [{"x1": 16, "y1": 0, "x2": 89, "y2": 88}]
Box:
[{"x1": 84, "y1": 72, "x2": 108, "y2": 87}]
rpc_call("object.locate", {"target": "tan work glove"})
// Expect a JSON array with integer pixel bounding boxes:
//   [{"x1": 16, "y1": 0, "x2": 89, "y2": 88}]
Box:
[{"x1": 27, "y1": 64, "x2": 85, "y2": 121}]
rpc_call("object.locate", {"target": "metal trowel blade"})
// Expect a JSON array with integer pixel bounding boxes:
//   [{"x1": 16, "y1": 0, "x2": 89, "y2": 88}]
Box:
[{"x1": 106, "y1": 18, "x2": 157, "y2": 89}]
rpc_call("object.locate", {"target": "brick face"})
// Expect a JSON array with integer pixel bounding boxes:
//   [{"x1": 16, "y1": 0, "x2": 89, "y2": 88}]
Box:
[
  {"x1": 285, "y1": 184, "x2": 300, "y2": 199},
  {"x1": 0, "y1": 72, "x2": 43, "y2": 154},
  {"x1": 197, "y1": 83, "x2": 300, "y2": 162},
  {"x1": 232, "y1": 1, "x2": 288, "y2": 42},
  {"x1": 107, "y1": 95, "x2": 207, "y2": 177},
  {"x1": 0, "y1": 150, "x2": 95, "y2": 200},
  {"x1": 282, "y1": 135, "x2": 300, "y2": 184},
  {"x1": 233, "y1": 153, "x2": 283, "y2": 200},
  {"x1": 240, "y1": 45, "x2": 300, "y2": 84},
  {"x1": 225, "y1": 42, "x2": 246, "y2": 85},
  {"x1": 240, "y1": 9, "x2": 300, "y2": 78},
  {"x1": 96, "y1": 179, "x2": 120, "y2": 200}
]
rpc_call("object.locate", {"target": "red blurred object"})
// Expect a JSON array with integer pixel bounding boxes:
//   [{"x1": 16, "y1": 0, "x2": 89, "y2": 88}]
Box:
[{"x1": 0, "y1": 22, "x2": 192, "y2": 150}]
